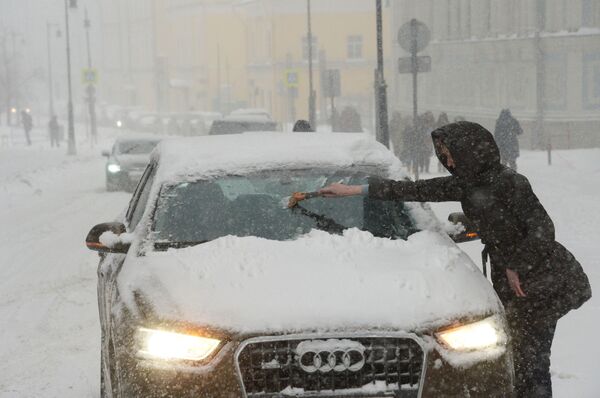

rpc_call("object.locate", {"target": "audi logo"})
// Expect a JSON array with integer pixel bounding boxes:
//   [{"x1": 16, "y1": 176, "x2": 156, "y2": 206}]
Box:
[{"x1": 295, "y1": 339, "x2": 366, "y2": 373}]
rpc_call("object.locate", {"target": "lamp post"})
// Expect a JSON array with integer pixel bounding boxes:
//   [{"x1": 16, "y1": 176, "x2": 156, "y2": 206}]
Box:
[
  {"x1": 306, "y1": 0, "x2": 316, "y2": 131},
  {"x1": 46, "y1": 23, "x2": 61, "y2": 118},
  {"x1": 64, "y1": 0, "x2": 77, "y2": 155},
  {"x1": 84, "y1": 8, "x2": 98, "y2": 145},
  {"x1": 374, "y1": 0, "x2": 390, "y2": 148}
]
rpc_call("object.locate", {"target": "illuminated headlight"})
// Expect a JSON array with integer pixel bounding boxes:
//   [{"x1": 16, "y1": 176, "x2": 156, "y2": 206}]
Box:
[
  {"x1": 435, "y1": 315, "x2": 507, "y2": 351},
  {"x1": 107, "y1": 163, "x2": 121, "y2": 173},
  {"x1": 116, "y1": 120, "x2": 123, "y2": 128},
  {"x1": 136, "y1": 328, "x2": 221, "y2": 361}
]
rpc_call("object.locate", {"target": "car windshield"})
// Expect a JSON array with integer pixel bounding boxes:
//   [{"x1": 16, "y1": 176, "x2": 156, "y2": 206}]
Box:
[
  {"x1": 117, "y1": 140, "x2": 158, "y2": 155},
  {"x1": 152, "y1": 169, "x2": 417, "y2": 246}
]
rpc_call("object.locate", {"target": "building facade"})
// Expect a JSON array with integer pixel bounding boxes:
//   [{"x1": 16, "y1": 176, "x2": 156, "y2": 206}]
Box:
[{"x1": 390, "y1": 0, "x2": 600, "y2": 148}]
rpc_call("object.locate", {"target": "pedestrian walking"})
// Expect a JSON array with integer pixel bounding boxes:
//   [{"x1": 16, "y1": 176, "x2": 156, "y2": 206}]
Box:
[
  {"x1": 436, "y1": 112, "x2": 450, "y2": 172},
  {"x1": 494, "y1": 109, "x2": 522, "y2": 170},
  {"x1": 48, "y1": 115, "x2": 60, "y2": 148},
  {"x1": 418, "y1": 111, "x2": 436, "y2": 174},
  {"x1": 318, "y1": 121, "x2": 592, "y2": 397},
  {"x1": 21, "y1": 110, "x2": 33, "y2": 146}
]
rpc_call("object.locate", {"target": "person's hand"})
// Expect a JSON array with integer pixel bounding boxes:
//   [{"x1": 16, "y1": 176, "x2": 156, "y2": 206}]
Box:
[
  {"x1": 319, "y1": 183, "x2": 363, "y2": 197},
  {"x1": 506, "y1": 268, "x2": 526, "y2": 297}
]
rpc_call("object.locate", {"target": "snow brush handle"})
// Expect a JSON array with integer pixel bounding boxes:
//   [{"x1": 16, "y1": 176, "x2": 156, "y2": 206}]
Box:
[{"x1": 288, "y1": 191, "x2": 322, "y2": 208}]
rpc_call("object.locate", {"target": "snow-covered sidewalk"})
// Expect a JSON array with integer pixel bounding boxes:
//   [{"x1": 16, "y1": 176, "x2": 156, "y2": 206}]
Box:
[{"x1": 0, "y1": 130, "x2": 598, "y2": 396}]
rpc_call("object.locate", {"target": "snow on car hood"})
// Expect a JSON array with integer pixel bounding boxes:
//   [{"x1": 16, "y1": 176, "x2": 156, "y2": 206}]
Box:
[{"x1": 118, "y1": 229, "x2": 501, "y2": 334}]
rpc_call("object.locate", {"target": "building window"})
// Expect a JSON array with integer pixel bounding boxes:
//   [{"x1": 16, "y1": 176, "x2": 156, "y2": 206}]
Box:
[
  {"x1": 302, "y1": 36, "x2": 318, "y2": 61},
  {"x1": 347, "y1": 35, "x2": 363, "y2": 59}
]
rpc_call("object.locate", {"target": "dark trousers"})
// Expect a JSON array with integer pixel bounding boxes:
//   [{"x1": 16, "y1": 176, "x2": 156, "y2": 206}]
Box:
[{"x1": 506, "y1": 303, "x2": 558, "y2": 397}]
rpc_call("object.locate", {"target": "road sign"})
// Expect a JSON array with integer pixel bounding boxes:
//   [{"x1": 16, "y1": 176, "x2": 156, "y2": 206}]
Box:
[
  {"x1": 82, "y1": 68, "x2": 98, "y2": 85},
  {"x1": 398, "y1": 56, "x2": 431, "y2": 74},
  {"x1": 285, "y1": 69, "x2": 299, "y2": 88},
  {"x1": 397, "y1": 19, "x2": 431, "y2": 53},
  {"x1": 322, "y1": 69, "x2": 341, "y2": 98}
]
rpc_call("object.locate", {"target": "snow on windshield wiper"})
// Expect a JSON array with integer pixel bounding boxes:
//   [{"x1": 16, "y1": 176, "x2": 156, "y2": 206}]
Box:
[{"x1": 291, "y1": 205, "x2": 347, "y2": 235}]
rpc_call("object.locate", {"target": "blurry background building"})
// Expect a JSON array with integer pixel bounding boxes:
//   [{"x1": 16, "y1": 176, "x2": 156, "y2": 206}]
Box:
[
  {"x1": 95, "y1": 0, "x2": 600, "y2": 147},
  {"x1": 390, "y1": 0, "x2": 600, "y2": 149}
]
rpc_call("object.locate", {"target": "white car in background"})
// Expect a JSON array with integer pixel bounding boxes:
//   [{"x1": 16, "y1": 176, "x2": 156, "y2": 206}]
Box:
[{"x1": 87, "y1": 133, "x2": 512, "y2": 397}]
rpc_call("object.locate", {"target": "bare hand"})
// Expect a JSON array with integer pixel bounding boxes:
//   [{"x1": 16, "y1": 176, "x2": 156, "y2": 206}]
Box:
[
  {"x1": 319, "y1": 183, "x2": 363, "y2": 197},
  {"x1": 506, "y1": 268, "x2": 526, "y2": 297}
]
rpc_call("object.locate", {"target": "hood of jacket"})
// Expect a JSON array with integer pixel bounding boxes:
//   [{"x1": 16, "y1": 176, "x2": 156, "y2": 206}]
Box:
[{"x1": 431, "y1": 121, "x2": 501, "y2": 179}]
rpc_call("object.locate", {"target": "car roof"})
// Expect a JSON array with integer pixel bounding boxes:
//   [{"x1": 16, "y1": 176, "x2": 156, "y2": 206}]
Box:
[{"x1": 151, "y1": 132, "x2": 404, "y2": 183}]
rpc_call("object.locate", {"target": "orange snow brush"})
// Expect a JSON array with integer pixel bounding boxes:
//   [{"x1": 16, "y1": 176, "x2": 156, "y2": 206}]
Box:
[{"x1": 287, "y1": 191, "x2": 322, "y2": 208}]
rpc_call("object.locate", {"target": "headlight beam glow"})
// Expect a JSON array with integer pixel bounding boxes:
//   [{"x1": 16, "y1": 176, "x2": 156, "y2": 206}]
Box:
[
  {"x1": 137, "y1": 328, "x2": 221, "y2": 362},
  {"x1": 436, "y1": 316, "x2": 506, "y2": 352}
]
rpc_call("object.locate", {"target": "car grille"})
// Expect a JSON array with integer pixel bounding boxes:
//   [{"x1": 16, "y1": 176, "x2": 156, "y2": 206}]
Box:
[{"x1": 237, "y1": 336, "x2": 424, "y2": 397}]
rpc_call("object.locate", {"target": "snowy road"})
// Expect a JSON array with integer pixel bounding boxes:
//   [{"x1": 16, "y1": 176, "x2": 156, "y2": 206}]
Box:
[{"x1": 0, "y1": 128, "x2": 598, "y2": 397}]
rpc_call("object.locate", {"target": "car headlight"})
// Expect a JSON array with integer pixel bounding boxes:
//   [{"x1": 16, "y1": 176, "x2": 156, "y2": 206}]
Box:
[
  {"x1": 136, "y1": 328, "x2": 221, "y2": 361},
  {"x1": 107, "y1": 163, "x2": 121, "y2": 173},
  {"x1": 435, "y1": 315, "x2": 507, "y2": 351},
  {"x1": 116, "y1": 120, "x2": 123, "y2": 128}
]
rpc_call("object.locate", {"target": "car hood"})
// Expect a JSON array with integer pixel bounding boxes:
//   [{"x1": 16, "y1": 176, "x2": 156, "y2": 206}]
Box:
[
  {"x1": 112, "y1": 154, "x2": 151, "y2": 169},
  {"x1": 118, "y1": 229, "x2": 502, "y2": 334}
]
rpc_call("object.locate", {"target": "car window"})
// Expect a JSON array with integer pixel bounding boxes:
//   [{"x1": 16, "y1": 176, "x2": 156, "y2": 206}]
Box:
[
  {"x1": 127, "y1": 165, "x2": 156, "y2": 230},
  {"x1": 153, "y1": 169, "x2": 417, "y2": 244}
]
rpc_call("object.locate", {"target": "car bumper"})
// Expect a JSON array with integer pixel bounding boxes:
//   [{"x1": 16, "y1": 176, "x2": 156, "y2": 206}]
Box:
[
  {"x1": 106, "y1": 169, "x2": 144, "y2": 191},
  {"x1": 116, "y1": 337, "x2": 513, "y2": 398}
]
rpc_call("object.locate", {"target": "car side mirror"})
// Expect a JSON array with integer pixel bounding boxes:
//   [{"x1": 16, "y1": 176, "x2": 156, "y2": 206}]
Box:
[
  {"x1": 448, "y1": 212, "x2": 480, "y2": 243},
  {"x1": 85, "y1": 222, "x2": 130, "y2": 253},
  {"x1": 101, "y1": 150, "x2": 110, "y2": 157}
]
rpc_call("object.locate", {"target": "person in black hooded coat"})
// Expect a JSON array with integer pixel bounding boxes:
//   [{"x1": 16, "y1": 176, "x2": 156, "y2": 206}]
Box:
[{"x1": 319, "y1": 121, "x2": 591, "y2": 397}]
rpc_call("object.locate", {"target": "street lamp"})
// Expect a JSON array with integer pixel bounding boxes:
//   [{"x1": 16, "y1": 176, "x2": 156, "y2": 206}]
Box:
[
  {"x1": 46, "y1": 22, "x2": 61, "y2": 118},
  {"x1": 64, "y1": 0, "x2": 77, "y2": 155},
  {"x1": 374, "y1": 0, "x2": 390, "y2": 148},
  {"x1": 84, "y1": 8, "x2": 98, "y2": 145},
  {"x1": 306, "y1": 0, "x2": 317, "y2": 131}
]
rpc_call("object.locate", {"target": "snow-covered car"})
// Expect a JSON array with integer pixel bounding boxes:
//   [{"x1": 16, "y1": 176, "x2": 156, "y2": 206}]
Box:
[
  {"x1": 87, "y1": 133, "x2": 513, "y2": 397},
  {"x1": 102, "y1": 138, "x2": 160, "y2": 192}
]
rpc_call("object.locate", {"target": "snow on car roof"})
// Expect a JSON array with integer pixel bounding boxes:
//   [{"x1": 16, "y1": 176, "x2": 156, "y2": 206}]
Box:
[{"x1": 152, "y1": 132, "x2": 406, "y2": 182}]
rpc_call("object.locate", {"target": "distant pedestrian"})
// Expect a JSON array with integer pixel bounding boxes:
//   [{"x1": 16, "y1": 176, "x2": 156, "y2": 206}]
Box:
[
  {"x1": 436, "y1": 112, "x2": 450, "y2": 172},
  {"x1": 21, "y1": 110, "x2": 33, "y2": 146},
  {"x1": 48, "y1": 115, "x2": 60, "y2": 148},
  {"x1": 418, "y1": 111, "x2": 436, "y2": 173},
  {"x1": 389, "y1": 111, "x2": 407, "y2": 161},
  {"x1": 292, "y1": 119, "x2": 313, "y2": 132},
  {"x1": 494, "y1": 109, "x2": 523, "y2": 170}
]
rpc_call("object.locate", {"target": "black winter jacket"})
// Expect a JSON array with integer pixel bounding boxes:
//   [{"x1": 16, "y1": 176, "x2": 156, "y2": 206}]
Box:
[{"x1": 368, "y1": 122, "x2": 591, "y2": 319}]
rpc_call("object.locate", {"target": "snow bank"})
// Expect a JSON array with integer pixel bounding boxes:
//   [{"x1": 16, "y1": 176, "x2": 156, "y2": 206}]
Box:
[
  {"x1": 118, "y1": 229, "x2": 500, "y2": 333},
  {"x1": 152, "y1": 133, "x2": 406, "y2": 183}
]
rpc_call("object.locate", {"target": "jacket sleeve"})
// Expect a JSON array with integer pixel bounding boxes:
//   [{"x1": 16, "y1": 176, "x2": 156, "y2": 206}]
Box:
[
  {"x1": 506, "y1": 174, "x2": 555, "y2": 273},
  {"x1": 368, "y1": 176, "x2": 463, "y2": 202}
]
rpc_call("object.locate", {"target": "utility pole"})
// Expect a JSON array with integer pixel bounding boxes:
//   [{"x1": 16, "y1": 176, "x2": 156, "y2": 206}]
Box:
[
  {"x1": 534, "y1": 0, "x2": 546, "y2": 150},
  {"x1": 46, "y1": 23, "x2": 60, "y2": 118},
  {"x1": 374, "y1": 0, "x2": 390, "y2": 147},
  {"x1": 64, "y1": 0, "x2": 77, "y2": 155},
  {"x1": 306, "y1": 0, "x2": 317, "y2": 131},
  {"x1": 84, "y1": 8, "x2": 98, "y2": 146}
]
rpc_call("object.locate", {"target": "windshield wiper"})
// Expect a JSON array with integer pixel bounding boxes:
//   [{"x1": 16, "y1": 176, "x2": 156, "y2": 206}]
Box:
[
  {"x1": 154, "y1": 240, "x2": 209, "y2": 250},
  {"x1": 291, "y1": 205, "x2": 347, "y2": 235}
]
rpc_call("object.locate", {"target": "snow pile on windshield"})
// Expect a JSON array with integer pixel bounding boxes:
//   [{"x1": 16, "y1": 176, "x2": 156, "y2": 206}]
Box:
[
  {"x1": 152, "y1": 132, "x2": 406, "y2": 182},
  {"x1": 118, "y1": 229, "x2": 501, "y2": 334}
]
